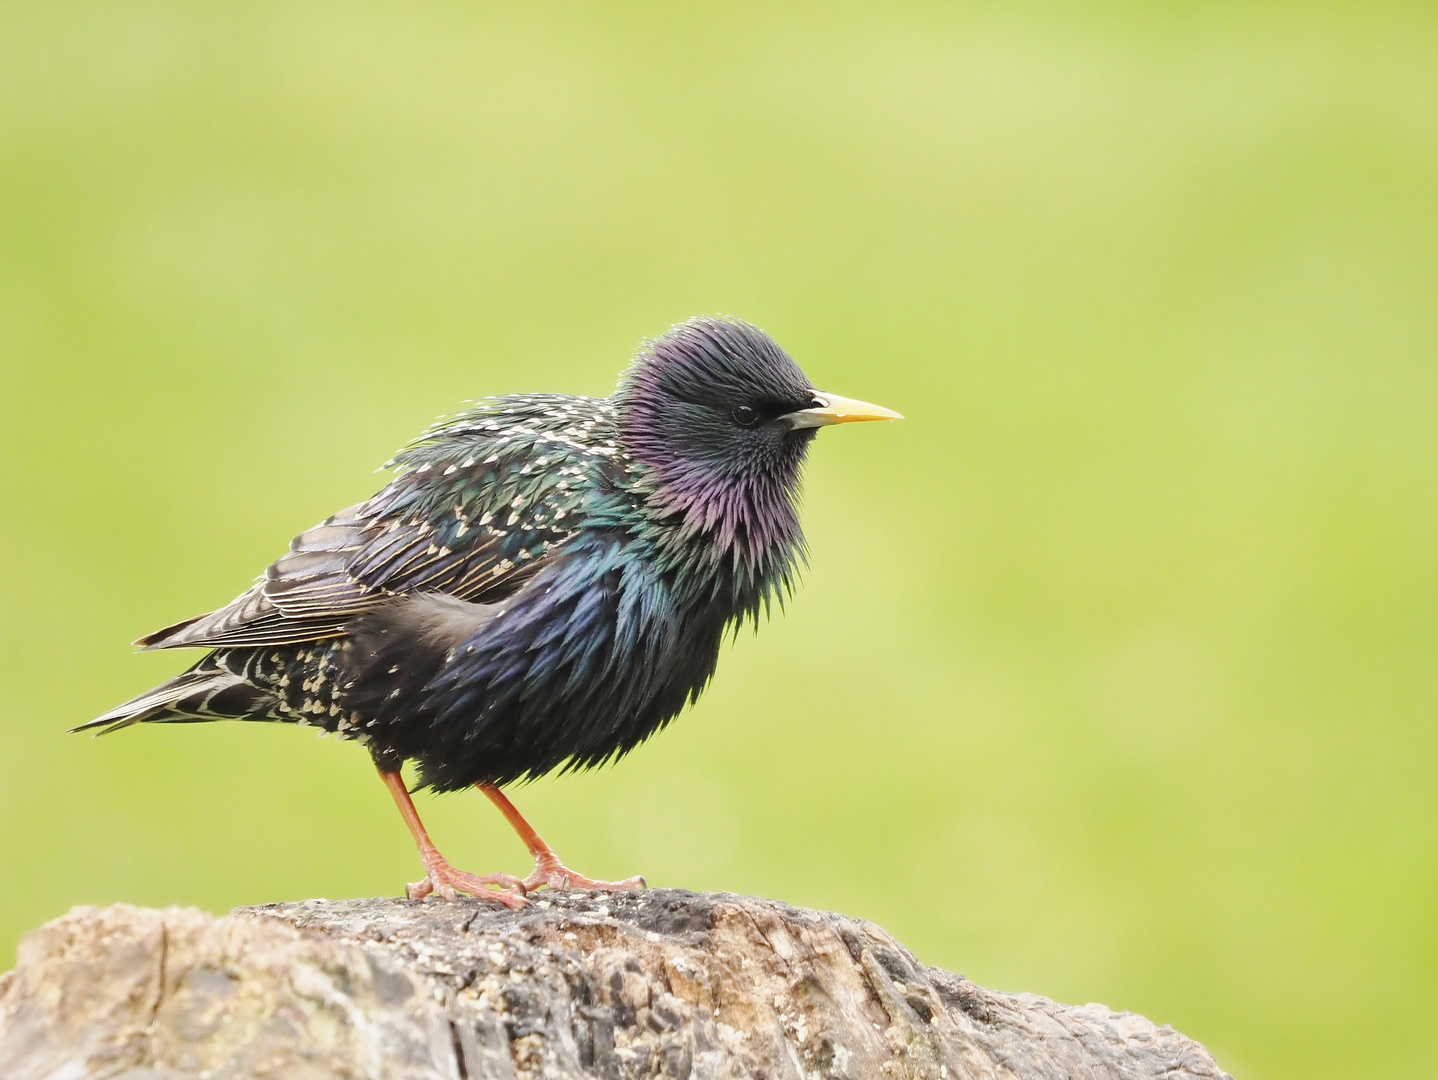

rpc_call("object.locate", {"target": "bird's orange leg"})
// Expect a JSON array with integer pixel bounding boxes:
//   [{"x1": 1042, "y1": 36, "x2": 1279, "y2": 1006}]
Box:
[
  {"x1": 378, "y1": 768, "x2": 528, "y2": 908},
  {"x1": 478, "y1": 784, "x2": 646, "y2": 892}
]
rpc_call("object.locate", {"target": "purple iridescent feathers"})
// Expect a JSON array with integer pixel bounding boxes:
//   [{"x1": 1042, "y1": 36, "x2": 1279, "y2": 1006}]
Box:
[{"x1": 615, "y1": 317, "x2": 816, "y2": 612}]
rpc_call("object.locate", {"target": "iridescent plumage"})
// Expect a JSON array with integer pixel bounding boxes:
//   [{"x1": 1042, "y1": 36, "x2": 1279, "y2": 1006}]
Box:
[{"x1": 80, "y1": 316, "x2": 900, "y2": 902}]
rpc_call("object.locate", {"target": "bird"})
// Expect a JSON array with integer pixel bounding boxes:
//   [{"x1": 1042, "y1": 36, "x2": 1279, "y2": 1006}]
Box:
[{"x1": 77, "y1": 316, "x2": 901, "y2": 907}]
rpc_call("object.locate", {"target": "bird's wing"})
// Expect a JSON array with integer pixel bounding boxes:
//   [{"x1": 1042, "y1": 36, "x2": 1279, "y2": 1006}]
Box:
[{"x1": 137, "y1": 405, "x2": 612, "y2": 650}]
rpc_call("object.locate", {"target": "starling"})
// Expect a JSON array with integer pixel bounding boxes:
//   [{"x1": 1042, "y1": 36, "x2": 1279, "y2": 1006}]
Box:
[{"x1": 78, "y1": 316, "x2": 901, "y2": 907}]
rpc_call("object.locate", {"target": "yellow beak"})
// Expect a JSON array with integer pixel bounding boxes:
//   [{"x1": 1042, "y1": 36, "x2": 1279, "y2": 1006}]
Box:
[{"x1": 784, "y1": 391, "x2": 904, "y2": 429}]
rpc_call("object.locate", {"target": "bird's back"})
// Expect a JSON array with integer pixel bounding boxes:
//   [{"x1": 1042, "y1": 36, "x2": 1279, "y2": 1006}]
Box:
[{"x1": 80, "y1": 393, "x2": 738, "y2": 789}]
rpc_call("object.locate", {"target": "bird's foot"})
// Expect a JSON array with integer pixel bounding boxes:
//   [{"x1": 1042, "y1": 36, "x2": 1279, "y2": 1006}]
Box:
[
  {"x1": 408, "y1": 854, "x2": 529, "y2": 908},
  {"x1": 523, "y1": 852, "x2": 646, "y2": 893}
]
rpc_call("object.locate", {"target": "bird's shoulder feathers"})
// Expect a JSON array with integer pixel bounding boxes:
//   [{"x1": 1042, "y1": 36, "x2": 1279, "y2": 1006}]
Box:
[{"x1": 138, "y1": 394, "x2": 635, "y2": 651}]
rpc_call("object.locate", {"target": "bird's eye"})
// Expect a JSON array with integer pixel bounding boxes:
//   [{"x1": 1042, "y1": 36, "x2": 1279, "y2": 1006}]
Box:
[{"x1": 731, "y1": 405, "x2": 760, "y2": 427}]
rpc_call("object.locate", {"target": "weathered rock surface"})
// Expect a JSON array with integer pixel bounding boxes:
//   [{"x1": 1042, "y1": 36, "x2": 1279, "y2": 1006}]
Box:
[{"x1": 0, "y1": 890, "x2": 1230, "y2": 1079}]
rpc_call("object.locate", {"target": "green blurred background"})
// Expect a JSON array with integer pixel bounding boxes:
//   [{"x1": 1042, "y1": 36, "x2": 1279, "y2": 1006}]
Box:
[{"x1": 2, "y1": 2, "x2": 1436, "y2": 1077}]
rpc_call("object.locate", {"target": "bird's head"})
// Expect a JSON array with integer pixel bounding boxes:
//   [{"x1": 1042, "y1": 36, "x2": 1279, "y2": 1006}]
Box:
[{"x1": 614, "y1": 316, "x2": 899, "y2": 574}]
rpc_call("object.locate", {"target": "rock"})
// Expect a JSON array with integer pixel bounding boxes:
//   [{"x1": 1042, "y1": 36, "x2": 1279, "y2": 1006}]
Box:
[{"x1": 0, "y1": 890, "x2": 1230, "y2": 1079}]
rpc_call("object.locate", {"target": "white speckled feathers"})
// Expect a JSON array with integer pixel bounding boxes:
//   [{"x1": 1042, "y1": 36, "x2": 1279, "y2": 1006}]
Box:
[{"x1": 136, "y1": 395, "x2": 634, "y2": 652}]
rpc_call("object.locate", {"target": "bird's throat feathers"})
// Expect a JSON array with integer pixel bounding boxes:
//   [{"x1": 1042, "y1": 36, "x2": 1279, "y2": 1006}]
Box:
[{"x1": 631, "y1": 459, "x2": 809, "y2": 628}]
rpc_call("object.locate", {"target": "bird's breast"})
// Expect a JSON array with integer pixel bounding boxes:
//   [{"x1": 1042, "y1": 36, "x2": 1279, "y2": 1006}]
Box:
[{"x1": 344, "y1": 531, "x2": 733, "y2": 791}]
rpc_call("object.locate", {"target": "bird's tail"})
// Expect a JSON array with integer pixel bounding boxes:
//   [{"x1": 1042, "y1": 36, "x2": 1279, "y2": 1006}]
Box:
[{"x1": 72, "y1": 662, "x2": 277, "y2": 736}]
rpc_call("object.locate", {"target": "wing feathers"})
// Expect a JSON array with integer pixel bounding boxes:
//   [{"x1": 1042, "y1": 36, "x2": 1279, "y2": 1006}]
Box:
[
  {"x1": 136, "y1": 583, "x2": 278, "y2": 649},
  {"x1": 136, "y1": 434, "x2": 585, "y2": 652}
]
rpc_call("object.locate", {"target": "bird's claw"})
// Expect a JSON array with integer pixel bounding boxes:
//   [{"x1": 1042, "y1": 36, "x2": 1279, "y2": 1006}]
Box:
[
  {"x1": 407, "y1": 857, "x2": 529, "y2": 908},
  {"x1": 523, "y1": 854, "x2": 646, "y2": 893}
]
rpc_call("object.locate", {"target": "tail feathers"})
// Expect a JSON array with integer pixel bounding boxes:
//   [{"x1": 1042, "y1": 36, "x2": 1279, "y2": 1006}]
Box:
[{"x1": 73, "y1": 669, "x2": 277, "y2": 736}]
